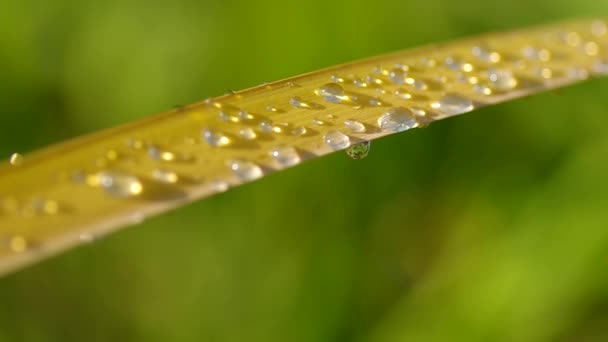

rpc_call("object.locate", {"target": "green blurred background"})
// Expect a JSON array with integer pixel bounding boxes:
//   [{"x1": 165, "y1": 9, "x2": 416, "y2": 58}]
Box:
[{"x1": 1, "y1": 1, "x2": 608, "y2": 341}]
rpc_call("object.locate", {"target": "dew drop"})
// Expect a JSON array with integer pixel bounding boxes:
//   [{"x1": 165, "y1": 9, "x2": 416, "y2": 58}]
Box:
[
  {"x1": 522, "y1": 46, "x2": 551, "y2": 61},
  {"x1": 239, "y1": 127, "x2": 257, "y2": 140},
  {"x1": 259, "y1": 120, "x2": 274, "y2": 133},
  {"x1": 152, "y1": 169, "x2": 179, "y2": 184},
  {"x1": 324, "y1": 130, "x2": 351, "y2": 150},
  {"x1": 290, "y1": 96, "x2": 316, "y2": 109},
  {"x1": 270, "y1": 146, "x2": 301, "y2": 167},
  {"x1": 9, "y1": 153, "x2": 23, "y2": 166},
  {"x1": 345, "y1": 141, "x2": 371, "y2": 160},
  {"x1": 291, "y1": 126, "x2": 308, "y2": 136},
  {"x1": 377, "y1": 107, "x2": 418, "y2": 132},
  {"x1": 31, "y1": 198, "x2": 60, "y2": 215},
  {"x1": 91, "y1": 171, "x2": 144, "y2": 198},
  {"x1": 148, "y1": 145, "x2": 190, "y2": 162},
  {"x1": 229, "y1": 160, "x2": 264, "y2": 181},
  {"x1": 312, "y1": 118, "x2": 327, "y2": 126},
  {"x1": 431, "y1": 95, "x2": 474, "y2": 116},
  {"x1": 344, "y1": 119, "x2": 366, "y2": 133},
  {"x1": 474, "y1": 84, "x2": 492, "y2": 96},
  {"x1": 388, "y1": 68, "x2": 407, "y2": 84},
  {"x1": 265, "y1": 105, "x2": 280, "y2": 113},
  {"x1": 591, "y1": 20, "x2": 607, "y2": 36},
  {"x1": 487, "y1": 69, "x2": 517, "y2": 90},
  {"x1": 394, "y1": 89, "x2": 412, "y2": 99},
  {"x1": 472, "y1": 46, "x2": 501, "y2": 63},
  {"x1": 9, "y1": 235, "x2": 27, "y2": 253},
  {"x1": 208, "y1": 180, "x2": 229, "y2": 193},
  {"x1": 202, "y1": 128, "x2": 231, "y2": 147},
  {"x1": 315, "y1": 83, "x2": 352, "y2": 104}
]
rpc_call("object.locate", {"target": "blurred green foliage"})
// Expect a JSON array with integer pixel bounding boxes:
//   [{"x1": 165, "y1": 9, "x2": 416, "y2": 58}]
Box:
[{"x1": 1, "y1": 1, "x2": 608, "y2": 341}]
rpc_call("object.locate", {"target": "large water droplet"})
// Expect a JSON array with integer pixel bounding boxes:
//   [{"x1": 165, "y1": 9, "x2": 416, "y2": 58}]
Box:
[
  {"x1": 345, "y1": 141, "x2": 371, "y2": 160},
  {"x1": 377, "y1": 107, "x2": 418, "y2": 132},
  {"x1": 91, "y1": 171, "x2": 144, "y2": 198},
  {"x1": 487, "y1": 69, "x2": 517, "y2": 90},
  {"x1": 229, "y1": 160, "x2": 263, "y2": 181},
  {"x1": 9, "y1": 153, "x2": 23, "y2": 166},
  {"x1": 431, "y1": 95, "x2": 474, "y2": 116},
  {"x1": 324, "y1": 130, "x2": 351, "y2": 150},
  {"x1": 202, "y1": 128, "x2": 231, "y2": 147},
  {"x1": 344, "y1": 119, "x2": 366, "y2": 133},
  {"x1": 291, "y1": 126, "x2": 308, "y2": 136},
  {"x1": 270, "y1": 146, "x2": 300, "y2": 167},
  {"x1": 315, "y1": 83, "x2": 354, "y2": 104}
]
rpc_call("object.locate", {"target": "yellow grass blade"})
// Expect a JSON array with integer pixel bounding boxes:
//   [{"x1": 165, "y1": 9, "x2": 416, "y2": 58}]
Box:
[{"x1": 0, "y1": 18, "x2": 606, "y2": 276}]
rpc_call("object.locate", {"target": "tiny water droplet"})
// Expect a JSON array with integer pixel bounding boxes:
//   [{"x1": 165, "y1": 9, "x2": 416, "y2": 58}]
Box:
[
  {"x1": 148, "y1": 146, "x2": 190, "y2": 162},
  {"x1": 474, "y1": 84, "x2": 492, "y2": 95},
  {"x1": 290, "y1": 96, "x2": 315, "y2": 109},
  {"x1": 388, "y1": 68, "x2": 407, "y2": 84},
  {"x1": 31, "y1": 198, "x2": 60, "y2": 215},
  {"x1": 202, "y1": 128, "x2": 231, "y2": 147},
  {"x1": 291, "y1": 126, "x2": 308, "y2": 136},
  {"x1": 431, "y1": 95, "x2": 474, "y2": 116},
  {"x1": 91, "y1": 171, "x2": 144, "y2": 198},
  {"x1": 522, "y1": 46, "x2": 551, "y2": 61},
  {"x1": 239, "y1": 127, "x2": 257, "y2": 140},
  {"x1": 9, "y1": 153, "x2": 23, "y2": 166},
  {"x1": 377, "y1": 107, "x2": 417, "y2": 132},
  {"x1": 487, "y1": 69, "x2": 517, "y2": 90},
  {"x1": 344, "y1": 119, "x2": 366, "y2": 133},
  {"x1": 265, "y1": 105, "x2": 280, "y2": 113},
  {"x1": 345, "y1": 141, "x2": 371, "y2": 160},
  {"x1": 324, "y1": 130, "x2": 351, "y2": 150},
  {"x1": 270, "y1": 146, "x2": 300, "y2": 167},
  {"x1": 9, "y1": 235, "x2": 27, "y2": 253},
  {"x1": 311, "y1": 118, "x2": 327, "y2": 126},
  {"x1": 259, "y1": 120, "x2": 274, "y2": 133},
  {"x1": 229, "y1": 160, "x2": 264, "y2": 181},
  {"x1": 472, "y1": 46, "x2": 501, "y2": 63},
  {"x1": 152, "y1": 169, "x2": 179, "y2": 184}
]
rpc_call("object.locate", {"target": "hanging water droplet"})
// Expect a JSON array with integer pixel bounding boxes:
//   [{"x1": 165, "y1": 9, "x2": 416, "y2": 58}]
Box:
[
  {"x1": 90, "y1": 171, "x2": 144, "y2": 198},
  {"x1": 9, "y1": 153, "x2": 23, "y2": 166},
  {"x1": 202, "y1": 128, "x2": 231, "y2": 147},
  {"x1": 487, "y1": 69, "x2": 517, "y2": 90},
  {"x1": 239, "y1": 127, "x2": 257, "y2": 140},
  {"x1": 377, "y1": 107, "x2": 418, "y2": 132},
  {"x1": 324, "y1": 130, "x2": 351, "y2": 150},
  {"x1": 431, "y1": 95, "x2": 475, "y2": 116},
  {"x1": 229, "y1": 160, "x2": 263, "y2": 181},
  {"x1": 345, "y1": 141, "x2": 371, "y2": 160},
  {"x1": 344, "y1": 119, "x2": 366, "y2": 133},
  {"x1": 152, "y1": 169, "x2": 179, "y2": 184},
  {"x1": 270, "y1": 146, "x2": 301, "y2": 167}
]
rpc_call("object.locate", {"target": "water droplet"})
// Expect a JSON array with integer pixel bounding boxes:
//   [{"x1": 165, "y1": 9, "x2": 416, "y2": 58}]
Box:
[
  {"x1": 239, "y1": 127, "x2": 257, "y2": 140},
  {"x1": 90, "y1": 171, "x2": 144, "y2": 198},
  {"x1": 474, "y1": 84, "x2": 492, "y2": 95},
  {"x1": 377, "y1": 107, "x2": 418, "y2": 132},
  {"x1": 259, "y1": 120, "x2": 274, "y2": 133},
  {"x1": 324, "y1": 130, "x2": 351, "y2": 150},
  {"x1": 312, "y1": 118, "x2": 327, "y2": 126},
  {"x1": 290, "y1": 96, "x2": 316, "y2": 109},
  {"x1": 330, "y1": 74, "x2": 346, "y2": 83},
  {"x1": 487, "y1": 69, "x2": 517, "y2": 90},
  {"x1": 148, "y1": 145, "x2": 190, "y2": 162},
  {"x1": 583, "y1": 41, "x2": 599, "y2": 56},
  {"x1": 9, "y1": 235, "x2": 27, "y2": 253},
  {"x1": 152, "y1": 169, "x2": 179, "y2": 184},
  {"x1": 534, "y1": 67, "x2": 553, "y2": 79},
  {"x1": 591, "y1": 20, "x2": 607, "y2": 36},
  {"x1": 431, "y1": 95, "x2": 474, "y2": 116},
  {"x1": 266, "y1": 105, "x2": 280, "y2": 113},
  {"x1": 472, "y1": 46, "x2": 501, "y2": 63},
  {"x1": 593, "y1": 59, "x2": 608, "y2": 74},
  {"x1": 270, "y1": 146, "x2": 300, "y2": 167},
  {"x1": 202, "y1": 128, "x2": 231, "y2": 147},
  {"x1": 388, "y1": 68, "x2": 407, "y2": 84},
  {"x1": 394, "y1": 89, "x2": 412, "y2": 99},
  {"x1": 292, "y1": 126, "x2": 308, "y2": 136},
  {"x1": 344, "y1": 119, "x2": 366, "y2": 133},
  {"x1": 229, "y1": 160, "x2": 264, "y2": 181},
  {"x1": 522, "y1": 46, "x2": 551, "y2": 61},
  {"x1": 208, "y1": 180, "x2": 229, "y2": 193},
  {"x1": 315, "y1": 83, "x2": 353, "y2": 104},
  {"x1": 31, "y1": 198, "x2": 60, "y2": 215},
  {"x1": 126, "y1": 139, "x2": 145, "y2": 149},
  {"x1": 405, "y1": 78, "x2": 427, "y2": 90},
  {"x1": 345, "y1": 141, "x2": 371, "y2": 160},
  {"x1": 9, "y1": 153, "x2": 23, "y2": 166},
  {"x1": 353, "y1": 78, "x2": 370, "y2": 88}
]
